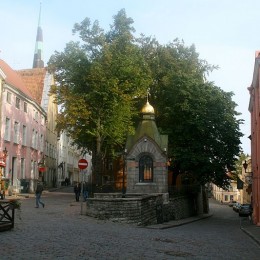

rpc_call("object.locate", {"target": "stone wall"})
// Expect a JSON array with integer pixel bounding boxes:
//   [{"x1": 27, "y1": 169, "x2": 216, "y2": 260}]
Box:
[
  {"x1": 163, "y1": 196, "x2": 197, "y2": 222},
  {"x1": 85, "y1": 193, "x2": 163, "y2": 226},
  {"x1": 84, "y1": 192, "x2": 205, "y2": 226}
]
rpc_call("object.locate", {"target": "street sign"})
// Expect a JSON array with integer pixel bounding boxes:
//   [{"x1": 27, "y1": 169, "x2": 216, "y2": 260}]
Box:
[
  {"x1": 78, "y1": 159, "x2": 88, "y2": 170},
  {"x1": 38, "y1": 166, "x2": 46, "y2": 172}
]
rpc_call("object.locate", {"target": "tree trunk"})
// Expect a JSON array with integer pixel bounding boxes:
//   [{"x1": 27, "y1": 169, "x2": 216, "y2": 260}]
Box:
[{"x1": 92, "y1": 118, "x2": 103, "y2": 187}]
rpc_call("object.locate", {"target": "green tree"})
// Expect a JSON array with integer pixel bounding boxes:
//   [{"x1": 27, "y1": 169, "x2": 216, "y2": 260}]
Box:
[
  {"x1": 48, "y1": 9, "x2": 152, "y2": 185},
  {"x1": 139, "y1": 38, "x2": 243, "y2": 188},
  {"x1": 48, "y1": 10, "x2": 243, "y2": 189}
]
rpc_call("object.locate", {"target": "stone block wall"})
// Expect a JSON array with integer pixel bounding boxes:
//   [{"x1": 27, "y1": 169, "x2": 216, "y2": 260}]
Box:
[
  {"x1": 163, "y1": 193, "x2": 204, "y2": 222},
  {"x1": 84, "y1": 191, "x2": 205, "y2": 226},
  {"x1": 85, "y1": 193, "x2": 164, "y2": 226}
]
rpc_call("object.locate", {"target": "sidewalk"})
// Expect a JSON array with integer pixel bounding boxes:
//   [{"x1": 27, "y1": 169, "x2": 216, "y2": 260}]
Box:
[
  {"x1": 3, "y1": 185, "x2": 72, "y2": 200},
  {"x1": 240, "y1": 217, "x2": 260, "y2": 246},
  {"x1": 147, "y1": 212, "x2": 260, "y2": 247},
  {"x1": 146, "y1": 213, "x2": 213, "y2": 229}
]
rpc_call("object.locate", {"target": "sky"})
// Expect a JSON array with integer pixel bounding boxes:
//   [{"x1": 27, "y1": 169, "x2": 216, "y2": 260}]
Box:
[{"x1": 0, "y1": 0, "x2": 258, "y2": 155}]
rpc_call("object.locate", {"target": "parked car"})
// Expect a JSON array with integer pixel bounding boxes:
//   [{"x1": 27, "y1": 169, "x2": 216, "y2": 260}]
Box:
[
  {"x1": 228, "y1": 200, "x2": 236, "y2": 207},
  {"x1": 233, "y1": 202, "x2": 241, "y2": 212},
  {"x1": 238, "y1": 204, "x2": 253, "y2": 217}
]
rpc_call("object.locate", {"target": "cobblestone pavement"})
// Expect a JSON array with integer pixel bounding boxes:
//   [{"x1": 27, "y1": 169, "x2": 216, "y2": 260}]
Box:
[{"x1": 1, "y1": 190, "x2": 260, "y2": 260}]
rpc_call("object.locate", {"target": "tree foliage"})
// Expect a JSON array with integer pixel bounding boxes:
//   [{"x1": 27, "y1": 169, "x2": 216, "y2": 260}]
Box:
[
  {"x1": 48, "y1": 9, "x2": 243, "y2": 188},
  {"x1": 138, "y1": 37, "x2": 243, "y2": 187},
  {"x1": 48, "y1": 9, "x2": 152, "y2": 184}
]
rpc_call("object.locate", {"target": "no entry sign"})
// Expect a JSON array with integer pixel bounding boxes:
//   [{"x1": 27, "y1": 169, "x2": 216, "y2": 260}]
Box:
[{"x1": 78, "y1": 158, "x2": 88, "y2": 170}]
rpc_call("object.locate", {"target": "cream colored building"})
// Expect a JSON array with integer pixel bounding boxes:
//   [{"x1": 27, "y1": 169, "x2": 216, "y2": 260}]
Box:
[{"x1": 212, "y1": 181, "x2": 240, "y2": 203}]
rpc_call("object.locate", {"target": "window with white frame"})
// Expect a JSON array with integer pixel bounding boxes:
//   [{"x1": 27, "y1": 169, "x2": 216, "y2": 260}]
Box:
[
  {"x1": 35, "y1": 131, "x2": 38, "y2": 149},
  {"x1": 6, "y1": 92, "x2": 11, "y2": 104},
  {"x1": 40, "y1": 134, "x2": 44, "y2": 152},
  {"x1": 46, "y1": 141, "x2": 49, "y2": 156},
  {"x1": 35, "y1": 111, "x2": 39, "y2": 122},
  {"x1": 14, "y1": 121, "x2": 19, "y2": 144},
  {"x1": 24, "y1": 102, "x2": 28, "y2": 113},
  {"x1": 4, "y1": 117, "x2": 11, "y2": 141},
  {"x1": 15, "y1": 97, "x2": 20, "y2": 109},
  {"x1": 31, "y1": 160, "x2": 34, "y2": 179},
  {"x1": 21, "y1": 158, "x2": 25, "y2": 179},
  {"x1": 22, "y1": 125, "x2": 27, "y2": 146},
  {"x1": 32, "y1": 129, "x2": 35, "y2": 148},
  {"x1": 41, "y1": 115, "x2": 45, "y2": 125}
]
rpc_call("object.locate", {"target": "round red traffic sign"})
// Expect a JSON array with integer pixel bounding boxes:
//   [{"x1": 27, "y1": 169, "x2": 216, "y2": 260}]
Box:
[
  {"x1": 78, "y1": 158, "x2": 88, "y2": 169},
  {"x1": 38, "y1": 167, "x2": 46, "y2": 172}
]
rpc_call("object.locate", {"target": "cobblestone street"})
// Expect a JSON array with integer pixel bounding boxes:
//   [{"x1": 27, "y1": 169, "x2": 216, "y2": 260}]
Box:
[{"x1": 1, "y1": 190, "x2": 260, "y2": 259}]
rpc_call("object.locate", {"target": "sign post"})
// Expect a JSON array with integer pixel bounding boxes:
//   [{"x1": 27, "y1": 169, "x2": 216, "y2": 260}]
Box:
[{"x1": 78, "y1": 159, "x2": 88, "y2": 215}]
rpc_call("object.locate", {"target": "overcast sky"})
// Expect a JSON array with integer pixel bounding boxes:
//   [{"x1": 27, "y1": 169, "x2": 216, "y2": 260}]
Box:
[{"x1": 1, "y1": 0, "x2": 258, "y2": 154}]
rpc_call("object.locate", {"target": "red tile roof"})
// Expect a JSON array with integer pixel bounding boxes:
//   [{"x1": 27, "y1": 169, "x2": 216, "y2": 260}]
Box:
[
  {"x1": 0, "y1": 59, "x2": 34, "y2": 99},
  {"x1": 17, "y1": 68, "x2": 46, "y2": 105}
]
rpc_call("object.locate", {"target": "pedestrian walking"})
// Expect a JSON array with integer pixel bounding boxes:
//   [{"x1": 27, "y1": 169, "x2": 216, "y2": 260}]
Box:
[
  {"x1": 65, "y1": 177, "x2": 70, "y2": 186},
  {"x1": 82, "y1": 181, "x2": 88, "y2": 201},
  {"x1": 35, "y1": 181, "x2": 45, "y2": 208},
  {"x1": 74, "y1": 182, "x2": 81, "y2": 202}
]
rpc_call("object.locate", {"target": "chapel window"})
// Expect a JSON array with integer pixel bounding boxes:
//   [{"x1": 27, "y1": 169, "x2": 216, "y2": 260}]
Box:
[{"x1": 139, "y1": 155, "x2": 153, "y2": 182}]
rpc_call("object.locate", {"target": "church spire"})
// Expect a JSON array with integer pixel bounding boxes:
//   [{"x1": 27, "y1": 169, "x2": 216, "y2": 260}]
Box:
[{"x1": 33, "y1": 3, "x2": 44, "y2": 68}]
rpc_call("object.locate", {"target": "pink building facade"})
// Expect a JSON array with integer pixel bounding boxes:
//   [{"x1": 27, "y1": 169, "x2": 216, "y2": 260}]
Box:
[
  {"x1": 248, "y1": 51, "x2": 260, "y2": 225},
  {"x1": 0, "y1": 59, "x2": 46, "y2": 194}
]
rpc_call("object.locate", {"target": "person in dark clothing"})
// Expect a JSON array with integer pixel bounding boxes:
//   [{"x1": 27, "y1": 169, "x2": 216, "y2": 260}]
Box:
[
  {"x1": 82, "y1": 181, "x2": 88, "y2": 201},
  {"x1": 35, "y1": 181, "x2": 45, "y2": 208},
  {"x1": 74, "y1": 182, "x2": 81, "y2": 202},
  {"x1": 65, "y1": 177, "x2": 70, "y2": 186}
]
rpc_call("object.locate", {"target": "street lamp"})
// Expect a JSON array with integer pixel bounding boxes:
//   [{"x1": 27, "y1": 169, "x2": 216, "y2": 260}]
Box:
[
  {"x1": 122, "y1": 149, "x2": 127, "y2": 198},
  {"x1": 242, "y1": 160, "x2": 253, "y2": 185},
  {"x1": 243, "y1": 160, "x2": 253, "y2": 174}
]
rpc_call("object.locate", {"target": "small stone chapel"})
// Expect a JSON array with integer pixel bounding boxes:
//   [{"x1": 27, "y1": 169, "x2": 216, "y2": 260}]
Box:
[{"x1": 125, "y1": 100, "x2": 168, "y2": 200}]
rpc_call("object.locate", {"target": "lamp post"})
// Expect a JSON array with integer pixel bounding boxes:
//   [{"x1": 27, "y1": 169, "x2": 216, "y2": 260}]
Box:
[
  {"x1": 243, "y1": 160, "x2": 253, "y2": 180},
  {"x1": 122, "y1": 149, "x2": 127, "y2": 198},
  {"x1": 243, "y1": 160, "x2": 249, "y2": 173}
]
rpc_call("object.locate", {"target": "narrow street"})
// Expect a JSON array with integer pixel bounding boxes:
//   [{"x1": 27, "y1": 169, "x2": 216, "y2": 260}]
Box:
[{"x1": 1, "y1": 190, "x2": 259, "y2": 260}]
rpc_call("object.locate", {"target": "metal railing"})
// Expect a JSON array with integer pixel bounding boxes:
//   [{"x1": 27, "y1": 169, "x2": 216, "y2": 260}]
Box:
[{"x1": 0, "y1": 200, "x2": 15, "y2": 231}]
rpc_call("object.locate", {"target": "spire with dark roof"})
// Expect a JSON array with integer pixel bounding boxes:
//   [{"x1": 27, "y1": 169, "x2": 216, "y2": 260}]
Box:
[{"x1": 33, "y1": 3, "x2": 44, "y2": 68}]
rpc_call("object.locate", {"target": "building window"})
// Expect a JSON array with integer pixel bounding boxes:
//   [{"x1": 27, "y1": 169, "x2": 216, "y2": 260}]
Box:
[
  {"x1": 21, "y1": 158, "x2": 25, "y2": 179},
  {"x1": 139, "y1": 155, "x2": 153, "y2": 182},
  {"x1": 14, "y1": 121, "x2": 19, "y2": 144},
  {"x1": 33, "y1": 110, "x2": 39, "y2": 122},
  {"x1": 41, "y1": 115, "x2": 45, "y2": 125},
  {"x1": 32, "y1": 129, "x2": 35, "y2": 148},
  {"x1": 22, "y1": 125, "x2": 27, "y2": 146},
  {"x1": 6, "y1": 92, "x2": 11, "y2": 103},
  {"x1": 31, "y1": 160, "x2": 34, "y2": 179},
  {"x1": 4, "y1": 117, "x2": 11, "y2": 141},
  {"x1": 40, "y1": 134, "x2": 44, "y2": 152},
  {"x1": 24, "y1": 102, "x2": 28, "y2": 113},
  {"x1": 35, "y1": 131, "x2": 38, "y2": 149},
  {"x1": 15, "y1": 97, "x2": 20, "y2": 109}
]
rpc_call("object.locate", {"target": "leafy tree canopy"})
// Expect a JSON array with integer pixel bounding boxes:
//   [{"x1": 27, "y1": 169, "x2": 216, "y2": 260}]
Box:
[
  {"x1": 48, "y1": 9, "x2": 243, "y2": 188},
  {"x1": 138, "y1": 37, "x2": 243, "y2": 187}
]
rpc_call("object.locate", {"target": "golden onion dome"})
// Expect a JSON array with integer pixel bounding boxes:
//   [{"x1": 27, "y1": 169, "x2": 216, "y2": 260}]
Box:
[{"x1": 141, "y1": 101, "x2": 155, "y2": 114}]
